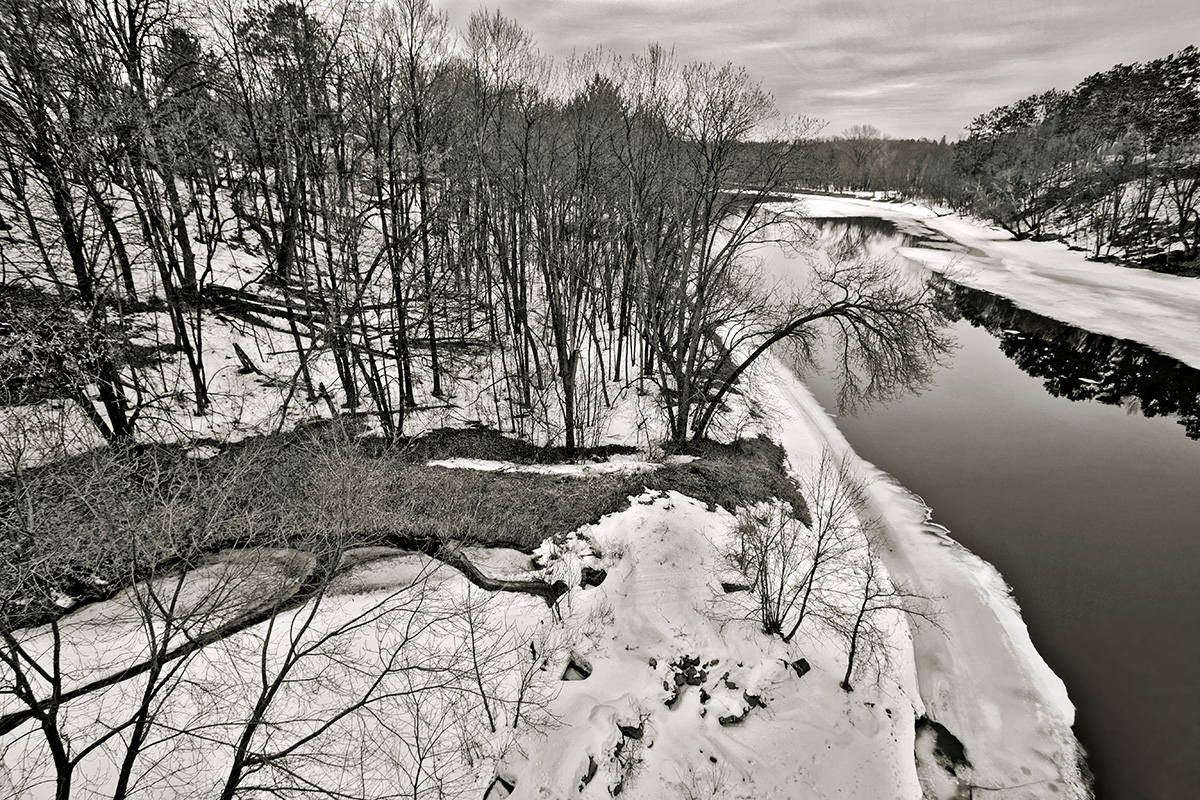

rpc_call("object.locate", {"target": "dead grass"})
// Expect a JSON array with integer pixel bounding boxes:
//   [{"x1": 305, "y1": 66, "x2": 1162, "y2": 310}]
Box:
[
  {"x1": 382, "y1": 425, "x2": 640, "y2": 465},
  {"x1": 648, "y1": 437, "x2": 811, "y2": 526},
  {"x1": 2, "y1": 425, "x2": 809, "y2": 619},
  {"x1": 377, "y1": 465, "x2": 638, "y2": 551}
]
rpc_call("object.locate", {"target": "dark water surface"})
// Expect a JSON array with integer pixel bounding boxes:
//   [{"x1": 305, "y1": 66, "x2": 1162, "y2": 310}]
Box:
[{"x1": 790, "y1": 219, "x2": 1200, "y2": 800}]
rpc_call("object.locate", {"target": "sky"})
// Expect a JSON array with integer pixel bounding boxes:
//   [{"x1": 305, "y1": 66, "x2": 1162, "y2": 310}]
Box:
[{"x1": 433, "y1": 0, "x2": 1200, "y2": 140}]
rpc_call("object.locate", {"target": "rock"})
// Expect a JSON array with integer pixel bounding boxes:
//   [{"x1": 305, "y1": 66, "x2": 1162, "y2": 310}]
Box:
[
  {"x1": 484, "y1": 776, "x2": 514, "y2": 799},
  {"x1": 718, "y1": 709, "x2": 749, "y2": 726},
  {"x1": 915, "y1": 716, "x2": 970, "y2": 770},
  {"x1": 618, "y1": 722, "x2": 644, "y2": 740},
  {"x1": 790, "y1": 658, "x2": 811, "y2": 678},
  {"x1": 580, "y1": 566, "x2": 607, "y2": 587},
  {"x1": 668, "y1": 654, "x2": 706, "y2": 686},
  {"x1": 721, "y1": 581, "x2": 751, "y2": 593},
  {"x1": 579, "y1": 756, "x2": 597, "y2": 790},
  {"x1": 562, "y1": 659, "x2": 592, "y2": 681}
]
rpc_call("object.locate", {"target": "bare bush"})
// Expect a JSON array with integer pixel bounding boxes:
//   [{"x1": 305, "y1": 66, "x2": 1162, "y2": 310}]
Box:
[
  {"x1": 727, "y1": 449, "x2": 935, "y2": 690},
  {"x1": 0, "y1": 445, "x2": 288, "y2": 800},
  {"x1": 728, "y1": 450, "x2": 860, "y2": 642},
  {"x1": 827, "y1": 543, "x2": 936, "y2": 693}
]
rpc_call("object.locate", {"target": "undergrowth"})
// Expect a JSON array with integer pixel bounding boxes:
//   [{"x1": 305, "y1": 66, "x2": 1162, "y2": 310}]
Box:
[
  {"x1": 650, "y1": 437, "x2": 811, "y2": 526},
  {"x1": 1, "y1": 425, "x2": 808, "y2": 623}
]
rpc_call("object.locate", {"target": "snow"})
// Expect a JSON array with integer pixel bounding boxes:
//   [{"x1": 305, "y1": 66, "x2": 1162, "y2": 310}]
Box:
[
  {"x1": 461, "y1": 546, "x2": 540, "y2": 581},
  {"x1": 427, "y1": 457, "x2": 659, "y2": 476},
  {"x1": 2, "y1": 361, "x2": 1093, "y2": 800},
  {"x1": 1, "y1": 189, "x2": 1101, "y2": 798},
  {"x1": 3, "y1": 494, "x2": 929, "y2": 800},
  {"x1": 795, "y1": 193, "x2": 1200, "y2": 371},
  {"x1": 0, "y1": 549, "x2": 315, "y2": 708},
  {"x1": 329, "y1": 548, "x2": 462, "y2": 592},
  {"x1": 501, "y1": 490, "x2": 924, "y2": 800},
  {"x1": 2, "y1": 548, "x2": 556, "y2": 800}
]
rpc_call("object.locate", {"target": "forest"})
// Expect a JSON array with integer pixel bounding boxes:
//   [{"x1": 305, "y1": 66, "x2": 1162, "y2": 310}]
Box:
[{"x1": 0, "y1": 0, "x2": 947, "y2": 454}]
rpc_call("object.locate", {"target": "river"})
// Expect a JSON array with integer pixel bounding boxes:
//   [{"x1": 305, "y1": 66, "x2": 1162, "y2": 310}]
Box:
[{"x1": 783, "y1": 217, "x2": 1200, "y2": 800}]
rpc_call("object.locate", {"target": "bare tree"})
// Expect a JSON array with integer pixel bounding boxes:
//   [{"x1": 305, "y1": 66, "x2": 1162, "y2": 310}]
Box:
[
  {"x1": 731, "y1": 501, "x2": 811, "y2": 637},
  {"x1": 0, "y1": 447, "x2": 280, "y2": 800},
  {"x1": 837, "y1": 125, "x2": 892, "y2": 192},
  {"x1": 207, "y1": 557, "x2": 466, "y2": 800},
  {"x1": 692, "y1": 247, "x2": 953, "y2": 440},
  {"x1": 726, "y1": 450, "x2": 937, "y2": 691},
  {"x1": 830, "y1": 546, "x2": 935, "y2": 693},
  {"x1": 780, "y1": 451, "x2": 864, "y2": 642},
  {"x1": 602, "y1": 53, "x2": 947, "y2": 443},
  {"x1": 0, "y1": 285, "x2": 137, "y2": 443},
  {"x1": 626, "y1": 54, "x2": 819, "y2": 441},
  {"x1": 1, "y1": 433, "x2": 560, "y2": 800}
]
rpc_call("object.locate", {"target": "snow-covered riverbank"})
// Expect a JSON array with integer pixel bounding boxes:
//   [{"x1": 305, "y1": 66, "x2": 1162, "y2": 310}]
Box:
[
  {"x1": 3, "y1": 369, "x2": 1092, "y2": 799},
  {"x1": 493, "y1": 347, "x2": 1092, "y2": 798},
  {"x1": 795, "y1": 193, "x2": 1200, "y2": 372},
  {"x1": 3, "y1": 189, "x2": 1103, "y2": 796},
  {"x1": 762, "y1": 356, "x2": 1089, "y2": 799}
]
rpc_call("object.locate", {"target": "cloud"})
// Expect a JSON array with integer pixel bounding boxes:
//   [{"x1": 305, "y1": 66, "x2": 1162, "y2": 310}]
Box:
[{"x1": 433, "y1": 0, "x2": 1200, "y2": 139}]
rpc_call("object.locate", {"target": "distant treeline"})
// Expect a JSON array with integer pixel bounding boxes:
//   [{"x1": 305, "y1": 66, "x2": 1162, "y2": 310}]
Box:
[
  {"x1": 956, "y1": 46, "x2": 1199, "y2": 271},
  {"x1": 805, "y1": 48, "x2": 1200, "y2": 273},
  {"x1": 793, "y1": 132, "x2": 960, "y2": 203}
]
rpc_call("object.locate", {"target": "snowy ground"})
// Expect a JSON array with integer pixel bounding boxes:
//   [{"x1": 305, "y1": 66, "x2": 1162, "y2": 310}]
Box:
[
  {"x1": 794, "y1": 193, "x2": 1200, "y2": 371},
  {"x1": 1, "y1": 493, "x2": 925, "y2": 800},
  {"x1": 501, "y1": 490, "x2": 924, "y2": 800},
  {"x1": 2, "y1": 356, "x2": 1092, "y2": 799}
]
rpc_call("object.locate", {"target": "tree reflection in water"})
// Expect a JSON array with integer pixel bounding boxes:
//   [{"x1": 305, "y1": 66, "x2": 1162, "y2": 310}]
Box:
[
  {"x1": 804, "y1": 215, "x2": 1200, "y2": 440},
  {"x1": 933, "y1": 278, "x2": 1200, "y2": 440}
]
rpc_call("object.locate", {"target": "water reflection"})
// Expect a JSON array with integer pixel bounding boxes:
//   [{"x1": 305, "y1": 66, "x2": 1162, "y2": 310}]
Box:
[
  {"x1": 934, "y1": 279, "x2": 1200, "y2": 440},
  {"x1": 805, "y1": 216, "x2": 915, "y2": 254},
  {"x1": 798, "y1": 212, "x2": 1200, "y2": 800},
  {"x1": 803, "y1": 215, "x2": 1200, "y2": 440}
]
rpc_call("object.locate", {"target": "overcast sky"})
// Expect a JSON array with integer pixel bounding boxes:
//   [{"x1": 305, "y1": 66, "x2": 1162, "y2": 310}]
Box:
[{"x1": 433, "y1": 0, "x2": 1199, "y2": 140}]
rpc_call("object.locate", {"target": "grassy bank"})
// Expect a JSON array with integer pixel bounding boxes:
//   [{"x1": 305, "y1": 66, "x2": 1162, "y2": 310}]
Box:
[{"x1": 1, "y1": 425, "x2": 807, "y2": 627}]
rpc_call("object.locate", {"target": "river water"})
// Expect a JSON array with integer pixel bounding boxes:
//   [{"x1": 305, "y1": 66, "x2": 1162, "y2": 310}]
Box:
[{"x1": 783, "y1": 218, "x2": 1200, "y2": 800}]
